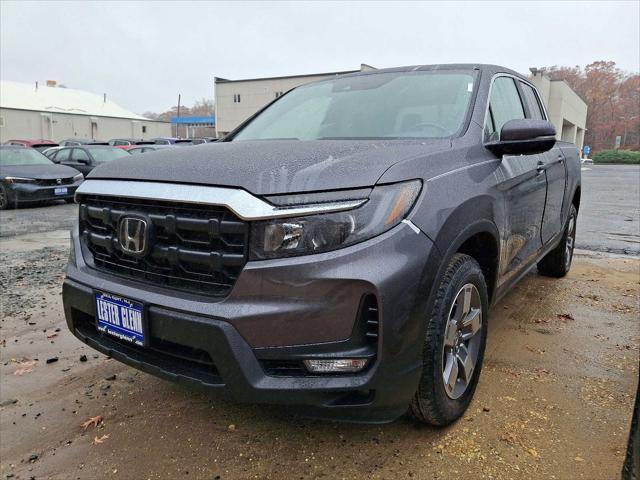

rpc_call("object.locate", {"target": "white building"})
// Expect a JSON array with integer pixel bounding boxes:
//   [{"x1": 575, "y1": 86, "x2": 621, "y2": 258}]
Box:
[{"x1": 0, "y1": 80, "x2": 171, "y2": 143}]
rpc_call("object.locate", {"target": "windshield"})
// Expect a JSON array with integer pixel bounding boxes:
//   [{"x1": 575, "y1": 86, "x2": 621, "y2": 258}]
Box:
[
  {"x1": 0, "y1": 148, "x2": 53, "y2": 166},
  {"x1": 233, "y1": 71, "x2": 475, "y2": 141},
  {"x1": 90, "y1": 148, "x2": 131, "y2": 162}
]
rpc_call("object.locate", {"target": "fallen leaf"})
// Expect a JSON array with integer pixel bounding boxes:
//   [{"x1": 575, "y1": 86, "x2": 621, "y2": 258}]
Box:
[
  {"x1": 13, "y1": 360, "x2": 36, "y2": 376},
  {"x1": 81, "y1": 415, "x2": 103, "y2": 430},
  {"x1": 46, "y1": 333, "x2": 58, "y2": 339},
  {"x1": 574, "y1": 456, "x2": 584, "y2": 462},
  {"x1": 227, "y1": 424, "x2": 236, "y2": 432},
  {"x1": 557, "y1": 313, "x2": 575, "y2": 321},
  {"x1": 504, "y1": 396, "x2": 517, "y2": 402},
  {"x1": 14, "y1": 367, "x2": 34, "y2": 376},
  {"x1": 527, "y1": 448, "x2": 540, "y2": 458},
  {"x1": 93, "y1": 434, "x2": 110, "y2": 445}
]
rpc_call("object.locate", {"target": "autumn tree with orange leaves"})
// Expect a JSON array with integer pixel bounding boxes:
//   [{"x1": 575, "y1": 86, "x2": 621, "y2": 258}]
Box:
[{"x1": 544, "y1": 61, "x2": 640, "y2": 152}]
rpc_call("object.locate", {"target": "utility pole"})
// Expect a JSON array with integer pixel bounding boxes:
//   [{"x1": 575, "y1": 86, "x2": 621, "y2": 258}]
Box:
[{"x1": 176, "y1": 94, "x2": 181, "y2": 138}]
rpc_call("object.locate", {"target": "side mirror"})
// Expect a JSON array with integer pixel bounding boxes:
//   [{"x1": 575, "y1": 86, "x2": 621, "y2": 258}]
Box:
[{"x1": 485, "y1": 119, "x2": 556, "y2": 156}]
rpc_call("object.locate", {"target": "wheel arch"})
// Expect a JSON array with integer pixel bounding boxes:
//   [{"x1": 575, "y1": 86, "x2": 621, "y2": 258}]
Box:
[{"x1": 426, "y1": 196, "x2": 501, "y2": 304}]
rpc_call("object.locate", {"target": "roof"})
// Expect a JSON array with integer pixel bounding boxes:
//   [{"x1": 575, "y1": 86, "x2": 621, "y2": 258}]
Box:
[
  {"x1": 213, "y1": 63, "x2": 527, "y2": 85},
  {"x1": 0, "y1": 80, "x2": 152, "y2": 120},
  {"x1": 214, "y1": 69, "x2": 360, "y2": 84}
]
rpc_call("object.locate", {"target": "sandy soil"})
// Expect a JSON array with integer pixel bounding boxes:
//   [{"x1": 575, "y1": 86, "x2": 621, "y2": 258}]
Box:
[{"x1": 1, "y1": 234, "x2": 638, "y2": 480}]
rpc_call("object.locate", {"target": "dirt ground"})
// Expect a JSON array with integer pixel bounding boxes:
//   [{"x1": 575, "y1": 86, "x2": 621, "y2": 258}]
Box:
[{"x1": 0, "y1": 224, "x2": 638, "y2": 480}]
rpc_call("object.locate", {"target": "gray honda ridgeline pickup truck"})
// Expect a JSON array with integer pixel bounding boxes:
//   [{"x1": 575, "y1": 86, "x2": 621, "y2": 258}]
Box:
[{"x1": 63, "y1": 64, "x2": 580, "y2": 425}]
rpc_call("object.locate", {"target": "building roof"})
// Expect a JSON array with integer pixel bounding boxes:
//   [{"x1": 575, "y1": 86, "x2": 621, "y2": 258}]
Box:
[
  {"x1": 0, "y1": 80, "x2": 150, "y2": 120},
  {"x1": 214, "y1": 69, "x2": 361, "y2": 84}
]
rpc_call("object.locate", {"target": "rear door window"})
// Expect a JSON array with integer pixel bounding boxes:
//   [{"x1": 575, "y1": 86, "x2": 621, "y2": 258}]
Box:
[
  {"x1": 520, "y1": 82, "x2": 545, "y2": 120},
  {"x1": 485, "y1": 77, "x2": 525, "y2": 141},
  {"x1": 55, "y1": 148, "x2": 71, "y2": 162},
  {"x1": 72, "y1": 148, "x2": 91, "y2": 163}
]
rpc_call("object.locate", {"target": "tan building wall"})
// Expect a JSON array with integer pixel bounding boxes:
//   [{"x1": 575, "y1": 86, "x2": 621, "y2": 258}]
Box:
[
  {"x1": 529, "y1": 70, "x2": 588, "y2": 152},
  {"x1": 0, "y1": 108, "x2": 171, "y2": 143},
  {"x1": 214, "y1": 65, "x2": 375, "y2": 136}
]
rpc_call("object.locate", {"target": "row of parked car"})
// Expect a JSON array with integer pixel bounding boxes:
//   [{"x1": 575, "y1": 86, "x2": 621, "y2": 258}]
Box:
[
  {"x1": 4, "y1": 136, "x2": 218, "y2": 151},
  {"x1": 0, "y1": 136, "x2": 212, "y2": 209}
]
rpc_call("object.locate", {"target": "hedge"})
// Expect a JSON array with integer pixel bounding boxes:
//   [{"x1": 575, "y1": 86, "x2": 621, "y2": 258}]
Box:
[{"x1": 592, "y1": 150, "x2": 640, "y2": 164}]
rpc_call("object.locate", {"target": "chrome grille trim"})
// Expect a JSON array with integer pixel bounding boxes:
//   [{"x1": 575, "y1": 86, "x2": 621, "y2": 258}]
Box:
[{"x1": 76, "y1": 180, "x2": 366, "y2": 220}]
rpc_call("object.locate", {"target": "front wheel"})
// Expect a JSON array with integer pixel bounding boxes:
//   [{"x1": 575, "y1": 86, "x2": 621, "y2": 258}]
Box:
[
  {"x1": 537, "y1": 204, "x2": 578, "y2": 278},
  {"x1": 0, "y1": 184, "x2": 12, "y2": 210},
  {"x1": 410, "y1": 253, "x2": 488, "y2": 426}
]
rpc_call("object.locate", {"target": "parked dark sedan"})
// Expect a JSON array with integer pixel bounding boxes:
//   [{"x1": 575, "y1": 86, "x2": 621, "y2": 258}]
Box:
[
  {"x1": 48, "y1": 146, "x2": 131, "y2": 175},
  {"x1": 0, "y1": 146, "x2": 83, "y2": 209}
]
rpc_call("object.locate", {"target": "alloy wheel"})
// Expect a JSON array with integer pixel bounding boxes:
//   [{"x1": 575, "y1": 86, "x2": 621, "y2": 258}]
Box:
[
  {"x1": 565, "y1": 214, "x2": 576, "y2": 270},
  {"x1": 442, "y1": 283, "x2": 483, "y2": 399}
]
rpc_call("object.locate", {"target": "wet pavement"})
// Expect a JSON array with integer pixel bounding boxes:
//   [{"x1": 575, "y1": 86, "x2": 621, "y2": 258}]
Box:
[
  {"x1": 577, "y1": 164, "x2": 640, "y2": 255},
  {"x1": 0, "y1": 165, "x2": 639, "y2": 479}
]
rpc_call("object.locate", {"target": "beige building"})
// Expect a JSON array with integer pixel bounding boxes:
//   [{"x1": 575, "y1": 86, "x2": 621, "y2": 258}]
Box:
[
  {"x1": 0, "y1": 80, "x2": 171, "y2": 143},
  {"x1": 214, "y1": 64, "x2": 376, "y2": 136},
  {"x1": 528, "y1": 68, "x2": 588, "y2": 151}
]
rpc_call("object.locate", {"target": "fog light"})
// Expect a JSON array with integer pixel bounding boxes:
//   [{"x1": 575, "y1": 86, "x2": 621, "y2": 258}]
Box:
[{"x1": 303, "y1": 358, "x2": 369, "y2": 373}]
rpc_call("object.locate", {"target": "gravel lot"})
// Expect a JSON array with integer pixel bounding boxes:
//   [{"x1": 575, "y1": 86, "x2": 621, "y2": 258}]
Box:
[{"x1": 0, "y1": 166, "x2": 638, "y2": 479}]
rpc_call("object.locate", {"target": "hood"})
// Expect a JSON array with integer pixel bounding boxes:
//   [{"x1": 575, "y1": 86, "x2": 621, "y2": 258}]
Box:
[
  {"x1": 88, "y1": 139, "x2": 451, "y2": 195},
  {"x1": 0, "y1": 163, "x2": 80, "y2": 180}
]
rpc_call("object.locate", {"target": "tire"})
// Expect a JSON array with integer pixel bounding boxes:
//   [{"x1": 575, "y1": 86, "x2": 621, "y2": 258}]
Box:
[
  {"x1": 0, "y1": 184, "x2": 12, "y2": 210},
  {"x1": 537, "y1": 204, "x2": 577, "y2": 278},
  {"x1": 410, "y1": 253, "x2": 489, "y2": 426}
]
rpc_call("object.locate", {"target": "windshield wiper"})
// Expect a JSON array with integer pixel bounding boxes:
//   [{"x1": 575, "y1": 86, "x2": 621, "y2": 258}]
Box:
[{"x1": 316, "y1": 136, "x2": 403, "y2": 140}]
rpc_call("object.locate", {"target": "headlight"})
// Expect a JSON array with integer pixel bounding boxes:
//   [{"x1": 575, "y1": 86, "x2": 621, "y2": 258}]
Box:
[
  {"x1": 250, "y1": 180, "x2": 422, "y2": 260},
  {"x1": 4, "y1": 176, "x2": 36, "y2": 184},
  {"x1": 72, "y1": 173, "x2": 84, "y2": 182}
]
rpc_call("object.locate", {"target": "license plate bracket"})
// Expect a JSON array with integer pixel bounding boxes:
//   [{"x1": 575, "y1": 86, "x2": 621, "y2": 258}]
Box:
[{"x1": 94, "y1": 291, "x2": 146, "y2": 346}]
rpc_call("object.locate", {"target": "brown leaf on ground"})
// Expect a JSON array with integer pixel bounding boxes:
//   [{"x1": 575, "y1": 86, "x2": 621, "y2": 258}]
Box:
[
  {"x1": 81, "y1": 415, "x2": 104, "y2": 430},
  {"x1": 46, "y1": 332, "x2": 58, "y2": 339},
  {"x1": 13, "y1": 360, "x2": 37, "y2": 376},
  {"x1": 557, "y1": 313, "x2": 575, "y2": 321},
  {"x1": 93, "y1": 434, "x2": 110, "y2": 445}
]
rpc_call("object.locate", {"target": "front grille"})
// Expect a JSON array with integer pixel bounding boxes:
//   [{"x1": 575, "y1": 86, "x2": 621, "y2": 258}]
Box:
[
  {"x1": 79, "y1": 195, "x2": 249, "y2": 297},
  {"x1": 73, "y1": 310, "x2": 223, "y2": 385},
  {"x1": 37, "y1": 177, "x2": 74, "y2": 186}
]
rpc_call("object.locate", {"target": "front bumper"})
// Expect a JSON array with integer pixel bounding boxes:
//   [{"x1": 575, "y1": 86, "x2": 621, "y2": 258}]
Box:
[
  {"x1": 63, "y1": 221, "x2": 440, "y2": 422},
  {"x1": 6, "y1": 181, "x2": 80, "y2": 204}
]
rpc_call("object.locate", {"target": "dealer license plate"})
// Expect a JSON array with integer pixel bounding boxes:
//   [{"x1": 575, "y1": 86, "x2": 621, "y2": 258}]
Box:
[{"x1": 95, "y1": 291, "x2": 145, "y2": 346}]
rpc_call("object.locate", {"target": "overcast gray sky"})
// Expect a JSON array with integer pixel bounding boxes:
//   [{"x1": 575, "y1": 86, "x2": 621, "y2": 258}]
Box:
[{"x1": 1, "y1": 1, "x2": 638, "y2": 115}]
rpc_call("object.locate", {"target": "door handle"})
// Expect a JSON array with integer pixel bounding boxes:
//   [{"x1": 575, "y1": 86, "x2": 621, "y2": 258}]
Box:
[{"x1": 536, "y1": 161, "x2": 547, "y2": 173}]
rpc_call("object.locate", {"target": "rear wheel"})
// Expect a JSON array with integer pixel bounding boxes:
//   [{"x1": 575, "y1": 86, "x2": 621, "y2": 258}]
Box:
[
  {"x1": 410, "y1": 253, "x2": 488, "y2": 426},
  {"x1": 537, "y1": 204, "x2": 577, "y2": 278}
]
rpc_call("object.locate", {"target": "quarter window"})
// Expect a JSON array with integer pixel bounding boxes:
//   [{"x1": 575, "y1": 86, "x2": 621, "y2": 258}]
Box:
[
  {"x1": 520, "y1": 83, "x2": 545, "y2": 120},
  {"x1": 485, "y1": 77, "x2": 525, "y2": 141}
]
